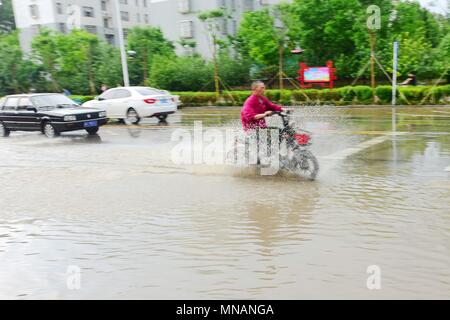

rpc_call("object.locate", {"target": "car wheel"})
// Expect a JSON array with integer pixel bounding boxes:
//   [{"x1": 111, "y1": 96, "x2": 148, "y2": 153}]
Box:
[
  {"x1": 125, "y1": 108, "x2": 140, "y2": 125},
  {"x1": 0, "y1": 121, "x2": 10, "y2": 137},
  {"x1": 43, "y1": 122, "x2": 60, "y2": 138},
  {"x1": 86, "y1": 127, "x2": 99, "y2": 135},
  {"x1": 157, "y1": 114, "x2": 168, "y2": 122}
]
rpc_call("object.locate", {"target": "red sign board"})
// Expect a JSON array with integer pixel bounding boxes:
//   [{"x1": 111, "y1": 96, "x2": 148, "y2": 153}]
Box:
[{"x1": 298, "y1": 60, "x2": 336, "y2": 89}]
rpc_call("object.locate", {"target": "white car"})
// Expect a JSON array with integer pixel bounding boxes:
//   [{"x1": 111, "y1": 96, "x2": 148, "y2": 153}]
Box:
[{"x1": 82, "y1": 86, "x2": 178, "y2": 124}]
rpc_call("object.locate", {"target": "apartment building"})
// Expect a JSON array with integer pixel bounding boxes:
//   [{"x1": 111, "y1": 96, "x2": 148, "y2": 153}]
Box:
[
  {"x1": 12, "y1": 0, "x2": 287, "y2": 57},
  {"x1": 149, "y1": 0, "x2": 286, "y2": 58},
  {"x1": 12, "y1": 0, "x2": 152, "y2": 51}
]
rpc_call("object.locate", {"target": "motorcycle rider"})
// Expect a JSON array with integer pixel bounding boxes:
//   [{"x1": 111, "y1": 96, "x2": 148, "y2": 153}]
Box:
[{"x1": 241, "y1": 81, "x2": 285, "y2": 131}]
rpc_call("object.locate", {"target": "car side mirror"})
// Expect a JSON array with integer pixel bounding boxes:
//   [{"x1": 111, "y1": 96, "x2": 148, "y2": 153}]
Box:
[{"x1": 26, "y1": 106, "x2": 37, "y2": 112}]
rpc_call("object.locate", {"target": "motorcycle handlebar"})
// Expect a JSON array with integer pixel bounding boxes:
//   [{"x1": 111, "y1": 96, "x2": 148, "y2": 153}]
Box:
[{"x1": 274, "y1": 108, "x2": 294, "y2": 116}]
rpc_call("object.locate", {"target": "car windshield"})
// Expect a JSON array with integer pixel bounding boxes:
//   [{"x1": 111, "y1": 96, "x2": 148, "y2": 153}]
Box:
[
  {"x1": 135, "y1": 87, "x2": 167, "y2": 96},
  {"x1": 30, "y1": 94, "x2": 79, "y2": 110}
]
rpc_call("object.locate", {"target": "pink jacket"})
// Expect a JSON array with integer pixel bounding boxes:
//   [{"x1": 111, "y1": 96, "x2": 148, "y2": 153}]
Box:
[{"x1": 241, "y1": 94, "x2": 282, "y2": 131}]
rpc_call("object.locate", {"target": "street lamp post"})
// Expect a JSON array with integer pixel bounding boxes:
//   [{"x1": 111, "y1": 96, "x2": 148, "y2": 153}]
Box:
[{"x1": 113, "y1": 0, "x2": 130, "y2": 87}]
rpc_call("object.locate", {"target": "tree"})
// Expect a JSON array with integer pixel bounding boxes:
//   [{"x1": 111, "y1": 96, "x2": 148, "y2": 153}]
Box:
[
  {"x1": 32, "y1": 29, "x2": 61, "y2": 91},
  {"x1": 31, "y1": 29, "x2": 123, "y2": 95},
  {"x1": 50, "y1": 30, "x2": 102, "y2": 94},
  {"x1": 95, "y1": 43, "x2": 124, "y2": 89},
  {"x1": 198, "y1": 9, "x2": 227, "y2": 97},
  {"x1": 236, "y1": 8, "x2": 280, "y2": 67},
  {"x1": 148, "y1": 55, "x2": 214, "y2": 91},
  {"x1": 0, "y1": 32, "x2": 42, "y2": 95},
  {"x1": 0, "y1": 0, "x2": 15, "y2": 33},
  {"x1": 126, "y1": 26, "x2": 175, "y2": 85},
  {"x1": 432, "y1": 33, "x2": 450, "y2": 82},
  {"x1": 290, "y1": 0, "x2": 365, "y2": 77},
  {"x1": 217, "y1": 52, "x2": 251, "y2": 87}
]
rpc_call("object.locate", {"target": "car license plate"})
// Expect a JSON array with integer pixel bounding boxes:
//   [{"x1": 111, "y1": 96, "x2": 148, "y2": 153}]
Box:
[
  {"x1": 84, "y1": 120, "x2": 98, "y2": 128},
  {"x1": 160, "y1": 99, "x2": 168, "y2": 104}
]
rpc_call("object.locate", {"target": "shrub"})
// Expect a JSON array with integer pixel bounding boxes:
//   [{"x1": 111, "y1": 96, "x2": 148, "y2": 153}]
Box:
[
  {"x1": 319, "y1": 89, "x2": 342, "y2": 102},
  {"x1": 304, "y1": 89, "x2": 321, "y2": 101},
  {"x1": 69, "y1": 95, "x2": 95, "y2": 104},
  {"x1": 353, "y1": 86, "x2": 374, "y2": 103},
  {"x1": 430, "y1": 85, "x2": 450, "y2": 104},
  {"x1": 265, "y1": 90, "x2": 280, "y2": 102},
  {"x1": 280, "y1": 90, "x2": 292, "y2": 105},
  {"x1": 174, "y1": 92, "x2": 217, "y2": 106},
  {"x1": 337, "y1": 86, "x2": 356, "y2": 102},
  {"x1": 375, "y1": 86, "x2": 396, "y2": 104},
  {"x1": 398, "y1": 86, "x2": 427, "y2": 104},
  {"x1": 223, "y1": 91, "x2": 252, "y2": 105},
  {"x1": 136, "y1": 85, "x2": 450, "y2": 107},
  {"x1": 291, "y1": 90, "x2": 309, "y2": 102}
]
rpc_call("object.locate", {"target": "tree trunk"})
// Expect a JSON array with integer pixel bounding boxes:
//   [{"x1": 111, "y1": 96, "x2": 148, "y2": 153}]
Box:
[{"x1": 212, "y1": 35, "x2": 220, "y2": 99}]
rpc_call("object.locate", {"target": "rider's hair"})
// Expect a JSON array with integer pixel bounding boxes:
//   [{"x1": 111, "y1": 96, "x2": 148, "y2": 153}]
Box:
[{"x1": 251, "y1": 81, "x2": 265, "y2": 91}]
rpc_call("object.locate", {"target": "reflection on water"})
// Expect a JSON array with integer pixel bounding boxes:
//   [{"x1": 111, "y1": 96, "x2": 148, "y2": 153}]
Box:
[{"x1": 0, "y1": 106, "x2": 449, "y2": 299}]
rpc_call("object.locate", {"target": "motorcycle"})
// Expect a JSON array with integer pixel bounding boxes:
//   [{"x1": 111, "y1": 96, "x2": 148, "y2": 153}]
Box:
[
  {"x1": 274, "y1": 110, "x2": 319, "y2": 180},
  {"x1": 229, "y1": 109, "x2": 319, "y2": 180}
]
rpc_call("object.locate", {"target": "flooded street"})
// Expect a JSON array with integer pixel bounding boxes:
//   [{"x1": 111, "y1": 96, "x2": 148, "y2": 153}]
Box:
[{"x1": 0, "y1": 106, "x2": 449, "y2": 299}]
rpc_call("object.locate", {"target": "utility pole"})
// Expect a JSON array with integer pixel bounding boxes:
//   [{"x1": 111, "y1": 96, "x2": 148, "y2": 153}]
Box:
[
  {"x1": 113, "y1": 0, "x2": 130, "y2": 87},
  {"x1": 392, "y1": 41, "x2": 399, "y2": 107}
]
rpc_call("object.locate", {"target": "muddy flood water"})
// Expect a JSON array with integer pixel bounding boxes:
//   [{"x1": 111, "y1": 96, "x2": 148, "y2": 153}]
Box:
[{"x1": 0, "y1": 106, "x2": 449, "y2": 299}]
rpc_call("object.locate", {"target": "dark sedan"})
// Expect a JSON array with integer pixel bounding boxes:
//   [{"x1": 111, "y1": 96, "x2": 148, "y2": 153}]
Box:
[{"x1": 0, "y1": 93, "x2": 108, "y2": 138}]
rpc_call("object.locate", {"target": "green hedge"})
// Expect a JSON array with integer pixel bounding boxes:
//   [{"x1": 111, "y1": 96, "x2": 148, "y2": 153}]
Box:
[
  {"x1": 69, "y1": 95, "x2": 96, "y2": 104},
  {"x1": 68, "y1": 85, "x2": 450, "y2": 107},
  {"x1": 171, "y1": 92, "x2": 218, "y2": 106}
]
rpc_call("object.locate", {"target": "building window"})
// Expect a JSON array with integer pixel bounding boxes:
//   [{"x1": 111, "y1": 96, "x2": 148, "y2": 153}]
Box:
[
  {"x1": 221, "y1": 18, "x2": 228, "y2": 35},
  {"x1": 144, "y1": 14, "x2": 149, "y2": 24},
  {"x1": 83, "y1": 6, "x2": 95, "y2": 18},
  {"x1": 101, "y1": 1, "x2": 107, "y2": 11},
  {"x1": 179, "y1": 20, "x2": 193, "y2": 39},
  {"x1": 121, "y1": 11, "x2": 129, "y2": 21},
  {"x1": 30, "y1": 5, "x2": 39, "y2": 19},
  {"x1": 136, "y1": 13, "x2": 141, "y2": 23},
  {"x1": 59, "y1": 23, "x2": 66, "y2": 33},
  {"x1": 120, "y1": 0, "x2": 128, "y2": 4},
  {"x1": 178, "y1": 0, "x2": 190, "y2": 13},
  {"x1": 232, "y1": 20, "x2": 237, "y2": 35},
  {"x1": 216, "y1": 0, "x2": 226, "y2": 8},
  {"x1": 135, "y1": 0, "x2": 139, "y2": 6},
  {"x1": 106, "y1": 35, "x2": 115, "y2": 46},
  {"x1": 143, "y1": 0, "x2": 147, "y2": 8},
  {"x1": 259, "y1": 0, "x2": 269, "y2": 5},
  {"x1": 56, "y1": 3, "x2": 63, "y2": 14},
  {"x1": 85, "y1": 25, "x2": 97, "y2": 34},
  {"x1": 243, "y1": 0, "x2": 254, "y2": 11},
  {"x1": 103, "y1": 18, "x2": 109, "y2": 28}
]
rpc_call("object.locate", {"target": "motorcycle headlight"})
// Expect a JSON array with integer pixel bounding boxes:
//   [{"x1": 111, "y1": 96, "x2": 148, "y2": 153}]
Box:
[
  {"x1": 99, "y1": 111, "x2": 107, "y2": 118},
  {"x1": 64, "y1": 115, "x2": 77, "y2": 121}
]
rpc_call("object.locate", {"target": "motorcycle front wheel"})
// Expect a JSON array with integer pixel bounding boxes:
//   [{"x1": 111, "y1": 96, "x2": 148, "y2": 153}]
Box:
[{"x1": 286, "y1": 148, "x2": 319, "y2": 181}]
